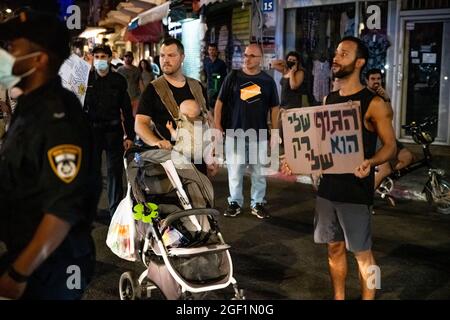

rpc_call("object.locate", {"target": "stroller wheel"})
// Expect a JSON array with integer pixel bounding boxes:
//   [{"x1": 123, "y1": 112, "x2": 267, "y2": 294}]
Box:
[{"x1": 119, "y1": 271, "x2": 140, "y2": 300}]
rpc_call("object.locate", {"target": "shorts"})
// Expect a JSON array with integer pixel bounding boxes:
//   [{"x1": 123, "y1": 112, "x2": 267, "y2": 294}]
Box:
[
  {"x1": 376, "y1": 139, "x2": 405, "y2": 168},
  {"x1": 314, "y1": 196, "x2": 373, "y2": 253}
]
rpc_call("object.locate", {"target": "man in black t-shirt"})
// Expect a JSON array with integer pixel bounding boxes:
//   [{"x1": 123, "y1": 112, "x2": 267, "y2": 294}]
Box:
[
  {"x1": 214, "y1": 43, "x2": 280, "y2": 220},
  {"x1": 135, "y1": 38, "x2": 214, "y2": 175}
]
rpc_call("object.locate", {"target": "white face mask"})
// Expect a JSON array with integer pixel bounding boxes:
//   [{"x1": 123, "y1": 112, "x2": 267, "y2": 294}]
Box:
[
  {"x1": 0, "y1": 48, "x2": 41, "y2": 89},
  {"x1": 93, "y1": 59, "x2": 109, "y2": 72}
]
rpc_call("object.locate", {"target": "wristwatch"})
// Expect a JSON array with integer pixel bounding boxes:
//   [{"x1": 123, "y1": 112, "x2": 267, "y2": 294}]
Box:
[{"x1": 7, "y1": 266, "x2": 29, "y2": 283}]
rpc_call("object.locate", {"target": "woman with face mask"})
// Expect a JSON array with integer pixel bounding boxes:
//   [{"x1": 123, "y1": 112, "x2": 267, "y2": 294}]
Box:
[{"x1": 271, "y1": 51, "x2": 305, "y2": 109}]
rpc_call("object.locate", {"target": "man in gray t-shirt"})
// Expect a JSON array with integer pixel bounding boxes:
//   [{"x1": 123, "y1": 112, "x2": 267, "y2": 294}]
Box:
[{"x1": 117, "y1": 51, "x2": 141, "y2": 115}]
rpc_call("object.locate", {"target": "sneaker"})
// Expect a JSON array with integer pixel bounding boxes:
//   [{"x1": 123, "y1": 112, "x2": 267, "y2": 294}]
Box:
[
  {"x1": 251, "y1": 203, "x2": 271, "y2": 219},
  {"x1": 224, "y1": 202, "x2": 241, "y2": 217}
]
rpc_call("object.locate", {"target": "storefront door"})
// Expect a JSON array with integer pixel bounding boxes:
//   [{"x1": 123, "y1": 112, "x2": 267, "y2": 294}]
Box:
[{"x1": 398, "y1": 16, "x2": 450, "y2": 144}]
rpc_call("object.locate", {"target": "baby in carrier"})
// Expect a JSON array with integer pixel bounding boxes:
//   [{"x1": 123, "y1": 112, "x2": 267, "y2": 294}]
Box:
[{"x1": 166, "y1": 99, "x2": 213, "y2": 166}]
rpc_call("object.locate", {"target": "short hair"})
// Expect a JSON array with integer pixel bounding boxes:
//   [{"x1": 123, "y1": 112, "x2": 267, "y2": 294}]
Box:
[
  {"x1": 92, "y1": 44, "x2": 112, "y2": 57},
  {"x1": 365, "y1": 68, "x2": 383, "y2": 80},
  {"x1": 162, "y1": 37, "x2": 184, "y2": 54},
  {"x1": 208, "y1": 43, "x2": 218, "y2": 49},
  {"x1": 339, "y1": 36, "x2": 369, "y2": 69},
  {"x1": 247, "y1": 42, "x2": 263, "y2": 55}
]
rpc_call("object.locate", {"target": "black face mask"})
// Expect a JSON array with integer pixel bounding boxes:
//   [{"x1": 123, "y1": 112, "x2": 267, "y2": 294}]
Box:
[{"x1": 286, "y1": 61, "x2": 296, "y2": 69}]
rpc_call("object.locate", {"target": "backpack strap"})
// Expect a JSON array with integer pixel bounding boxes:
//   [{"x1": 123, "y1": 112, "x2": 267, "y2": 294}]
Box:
[
  {"x1": 151, "y1": 76, "x2": 179, "y2": 120},
  {"x1": 186, "y1": 77, "x2": 208, "y2": 117},
  {"x1": 151, "y1": 76, "x2": 208, "y2": 121}
]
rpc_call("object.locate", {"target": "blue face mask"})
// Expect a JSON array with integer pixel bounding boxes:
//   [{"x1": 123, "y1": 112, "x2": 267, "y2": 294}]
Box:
[
  {"x1": 94, "y1": 59, "x2": 109, "y2": 72},
  {"x1": 0, "y1": 48, "x2": 41, "y2": 89}
]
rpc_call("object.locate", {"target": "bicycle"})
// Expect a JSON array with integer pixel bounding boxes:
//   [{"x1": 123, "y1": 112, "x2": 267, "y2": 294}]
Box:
[{"x1": 376, "y1": 116, "x2": 450, "y2": 214}]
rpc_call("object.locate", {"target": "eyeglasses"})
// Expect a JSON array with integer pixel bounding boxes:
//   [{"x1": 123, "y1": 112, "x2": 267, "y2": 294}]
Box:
[{"x1": 244, "y1": 54, "x2": 261, "y2": 59}]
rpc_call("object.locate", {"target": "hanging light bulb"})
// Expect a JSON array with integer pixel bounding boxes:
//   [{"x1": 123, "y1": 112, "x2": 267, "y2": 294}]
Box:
[{"x1": 241, "y1": 0, "x2": 245, "y2": 10}]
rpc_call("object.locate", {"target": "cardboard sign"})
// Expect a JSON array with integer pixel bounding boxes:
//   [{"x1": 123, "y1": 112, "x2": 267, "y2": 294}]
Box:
[
  {"x1": 58, "y1": 53, "x2": 91, "y2": 106},
  {"x1": 281, "y1": 102, "x2": 364, "y2": 174}
]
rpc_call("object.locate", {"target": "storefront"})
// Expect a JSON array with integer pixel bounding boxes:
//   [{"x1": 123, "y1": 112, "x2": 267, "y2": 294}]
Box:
[
  {"x1": 393, "y1": 2, "x2": 450, "y2": 144},
  {"x1": 202, "y1": 0, "x2": 252, "y2": 71},
  {"x1": 167, "y1": 0, "x2": 205, "y2": 80},
  {"x1": 277, "y1": 0, "x2": 450, "y2": 145},
  {"x1": 278, "y1": 0, "x2": 392, "y2": 106}
]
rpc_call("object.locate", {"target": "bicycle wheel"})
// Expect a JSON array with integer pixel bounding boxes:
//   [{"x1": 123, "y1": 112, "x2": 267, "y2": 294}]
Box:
[{"x1": 425, "y1": 176, "x2": 450, "y2": 214}]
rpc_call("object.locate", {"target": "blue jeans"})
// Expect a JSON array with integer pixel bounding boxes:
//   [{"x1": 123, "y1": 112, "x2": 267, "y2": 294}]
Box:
[{"x1": 225, "y1": 136, "x2": 268, "y2": 208}]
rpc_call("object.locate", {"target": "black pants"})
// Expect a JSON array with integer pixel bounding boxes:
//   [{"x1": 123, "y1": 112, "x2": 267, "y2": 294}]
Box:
[{"x1": 93, "y1": 126, "x2": 124, "y2": 216}]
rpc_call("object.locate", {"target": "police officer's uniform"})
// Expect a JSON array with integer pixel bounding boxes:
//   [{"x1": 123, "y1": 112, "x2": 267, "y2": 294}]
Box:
[
  {"x1": 0, "y1": 9, "x2": 101, "y2": 299},
  {"x1": 0, "y1": 9, "x2": 101, "y2": 300}
]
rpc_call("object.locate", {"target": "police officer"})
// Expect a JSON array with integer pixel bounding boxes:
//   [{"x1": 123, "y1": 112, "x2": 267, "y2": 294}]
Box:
[
  {"x1": 0, "y1": 8, "x2": 101, "y2": 299},
  {"x1": 84, "y1": 44, "x2": 135, "y2": 216}
]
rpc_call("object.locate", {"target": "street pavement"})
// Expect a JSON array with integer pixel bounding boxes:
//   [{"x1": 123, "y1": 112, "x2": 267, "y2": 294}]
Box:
[{"x1": 83, "y1": 162, "x2": 450, "y2": 300}]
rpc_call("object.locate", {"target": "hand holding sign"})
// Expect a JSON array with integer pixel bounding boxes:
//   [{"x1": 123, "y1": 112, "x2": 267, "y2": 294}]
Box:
[
  {"x1": 281, "y1": 102, "x2": 364, "y2": 175},
  {"x1": 354, "y1": 159, "x2": 372, "y2": 178}
]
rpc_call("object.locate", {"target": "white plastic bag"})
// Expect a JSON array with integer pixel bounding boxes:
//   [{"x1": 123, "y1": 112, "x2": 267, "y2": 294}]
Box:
[{"x1": 106, "y1": 184, "x2": 137, "y2": 261}]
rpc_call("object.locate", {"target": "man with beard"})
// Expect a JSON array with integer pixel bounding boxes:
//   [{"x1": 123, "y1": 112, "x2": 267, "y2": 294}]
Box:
[
  {"x1": 365, "y1": 68, "x2": 415, "y2": 191},
  {"x1": 283, "y1": 37, "x2": 396, "y2": 300},
  {"x1": 135, "y1": 38, "x2": 216, "y2": 176}
]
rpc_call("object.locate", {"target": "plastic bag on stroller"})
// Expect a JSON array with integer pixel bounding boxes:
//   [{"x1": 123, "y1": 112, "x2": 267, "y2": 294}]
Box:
[{"x1": 106, "y1": 186, "x2": 137, "y2": 261}]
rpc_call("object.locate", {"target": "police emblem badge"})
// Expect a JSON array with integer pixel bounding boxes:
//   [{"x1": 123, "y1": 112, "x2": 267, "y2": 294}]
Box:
[{"x1": 47, "y1": 144, "x2": 82, "y2": 183}]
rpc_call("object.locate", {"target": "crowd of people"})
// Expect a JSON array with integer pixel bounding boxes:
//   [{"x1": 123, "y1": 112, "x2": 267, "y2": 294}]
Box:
[{"x1": 0, "y1": 7, "x2": 414, "y2": 301}]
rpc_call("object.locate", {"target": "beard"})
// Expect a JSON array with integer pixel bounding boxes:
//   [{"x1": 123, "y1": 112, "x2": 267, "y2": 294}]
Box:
[
  {"x1": 332, "y1": 59, "x2": 357, "y2": 79},
  {"x1": 371, "y1": 83, "x2": 380, "y2": 90},
  {"x1": 162, "y1": 64, "x2": 175, "y2": 75}
]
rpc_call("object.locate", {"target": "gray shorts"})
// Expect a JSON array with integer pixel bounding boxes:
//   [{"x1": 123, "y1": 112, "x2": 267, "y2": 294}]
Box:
[{"x1": 314, "y1": 196, "x2": 373, "y2": 253}]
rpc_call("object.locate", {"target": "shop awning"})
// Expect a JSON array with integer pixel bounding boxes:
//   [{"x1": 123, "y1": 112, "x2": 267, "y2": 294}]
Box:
[
  {"x1": 125, "y1": 1, "x2": 169, "y2": 43},
  {"x1": 98, "y1": 1, "x2": 156, "y2": 28},
  {"x1": 130, "y1": 1, "x2": 170, "y2": 29},
  {"x1": 125, "y1": 20, "x2": 163, "y2": 43},
  {"x1": 78, "y1": 27, "x2": 107, "y2": 39}
]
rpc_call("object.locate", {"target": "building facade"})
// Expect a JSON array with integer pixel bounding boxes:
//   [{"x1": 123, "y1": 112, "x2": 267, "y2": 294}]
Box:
[{"x1": 276, "y1": 0, "x2": 450, "y2": 145}]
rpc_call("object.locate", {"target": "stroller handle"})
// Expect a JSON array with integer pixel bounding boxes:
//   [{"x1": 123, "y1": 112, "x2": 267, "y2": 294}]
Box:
[{"x1": 160, "y1": 208, "x2": 220, "y2": 231}]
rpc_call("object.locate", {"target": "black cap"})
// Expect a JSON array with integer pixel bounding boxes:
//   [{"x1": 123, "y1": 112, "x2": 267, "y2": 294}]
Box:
[
  {"x1": 0, "y1": 8, "x2": 70, "y2": 61},
  {"x1": 92, "y1": 44, "x2": 113, "y2": 57}
]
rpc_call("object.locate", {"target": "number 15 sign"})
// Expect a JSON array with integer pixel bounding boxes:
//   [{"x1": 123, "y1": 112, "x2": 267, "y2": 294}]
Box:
[{"x1": 262, "y1": 0, "x2": 274, "y2": 12}]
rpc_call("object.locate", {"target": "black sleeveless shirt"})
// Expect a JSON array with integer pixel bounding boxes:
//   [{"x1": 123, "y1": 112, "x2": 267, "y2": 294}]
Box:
[
  {"x1": 280, "y1": 77, "x2": 303, "y2": 108},
  {"x1": 318, "y1": 88, "x2": 378, "y2": 205}
]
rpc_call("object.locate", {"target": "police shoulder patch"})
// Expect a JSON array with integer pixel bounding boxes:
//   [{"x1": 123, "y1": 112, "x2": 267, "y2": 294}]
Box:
[{"x1": 47, "y1": 144, "x2": 82, "y2": 183}]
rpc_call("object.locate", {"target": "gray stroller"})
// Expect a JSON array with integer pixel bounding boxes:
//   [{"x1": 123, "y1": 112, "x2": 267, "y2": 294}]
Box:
[{"x1": 118, "y1": 149, "x2": 245, "y2": 300}]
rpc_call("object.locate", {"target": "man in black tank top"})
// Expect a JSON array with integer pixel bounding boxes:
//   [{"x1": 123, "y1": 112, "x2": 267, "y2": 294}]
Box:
[{"x1": 283, "y1": 37, "x2": 396, "y2": 300}]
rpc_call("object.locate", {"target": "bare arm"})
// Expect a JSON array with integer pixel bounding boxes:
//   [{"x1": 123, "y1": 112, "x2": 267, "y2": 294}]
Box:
[
  {"x1": 139, "y1": 79, "x2": 145, "y2": 94},
  {"x1": 355, "y1": 96, "x2": 396, "y2": 178},
  {"x1": 214, "y1": 98, "x2": 224, "y2": 133},
  {"x1": 288, "y1": 68, "x2": 304, "y2": 90},
  {"x1": 166, "y1": 121, "x2": 177, "y2": 140},
  {"x1": 271, "y1": 106, "x2": 280, "y2": 130},
  {"x1": 135, "y1": 114, "x2": 171, "y2": 149},
  {"x1": 271, "y1": 60, "x2": 286, "y2": 73},
  {"x1": 367, "y1": 96, "x2": 397, "y2": 167},
  {"x1": 11, "y1": 214, "x2": 71, "y2": 277}
]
